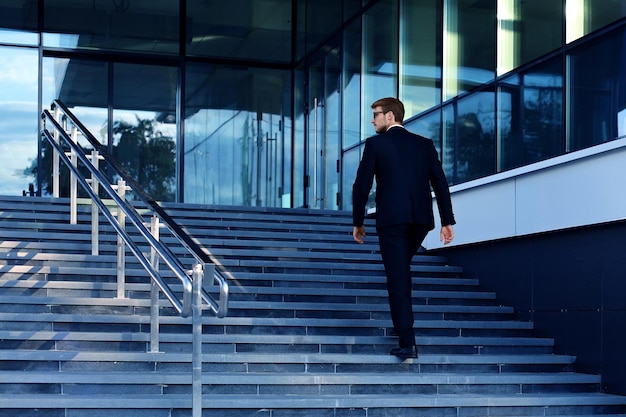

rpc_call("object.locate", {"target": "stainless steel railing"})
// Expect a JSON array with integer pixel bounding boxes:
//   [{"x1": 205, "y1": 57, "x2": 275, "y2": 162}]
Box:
[{"x1": 41, "y1": 99, "x2": 229, "y2": 416}]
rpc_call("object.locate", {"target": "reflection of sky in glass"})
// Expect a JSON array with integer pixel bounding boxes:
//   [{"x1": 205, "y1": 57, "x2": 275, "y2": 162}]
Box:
[
  {"x1": 0, "y1": 46, "x2": 39, "y2": 196},
  {"x1": 0, "y1": 29, "x2": 38, "y2": 46},
  {"x1": 42, "y1": 33, "x2": 79, "y2": 49}
]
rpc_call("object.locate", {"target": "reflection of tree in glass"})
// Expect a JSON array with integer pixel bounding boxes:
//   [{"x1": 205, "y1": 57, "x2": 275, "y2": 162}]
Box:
[
  {"x1": 26, "y1": 117, "x2": 176, "y2": 202},
  {"x1": 112, "y1": 117, "x2": 176, "y2": 202},
  {"x1": 523, "y1": 88, "x2": 562, "y2": 163},
  {"x1": 449, "y1": 113, "x2": 494, "y2": 184},
  {"x1": 25, "y1": 139, "x2": 79, "y2": 198}
]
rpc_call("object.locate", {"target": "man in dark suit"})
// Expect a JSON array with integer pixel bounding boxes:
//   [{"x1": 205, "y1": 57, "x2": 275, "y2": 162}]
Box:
[{"x1": 352, "y1": 97, "x2": 456, "y2": 359}]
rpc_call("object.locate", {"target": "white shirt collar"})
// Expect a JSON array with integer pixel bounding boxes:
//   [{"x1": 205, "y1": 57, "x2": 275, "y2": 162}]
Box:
[{"x1": 386, "y1": 124, "x2": 404, "y2": 131}]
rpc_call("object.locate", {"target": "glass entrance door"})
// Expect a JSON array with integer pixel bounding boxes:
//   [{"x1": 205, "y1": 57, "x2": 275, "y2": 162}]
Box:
[{"x1": 306, "y1": 47, "x2": 341, "y2": 210}]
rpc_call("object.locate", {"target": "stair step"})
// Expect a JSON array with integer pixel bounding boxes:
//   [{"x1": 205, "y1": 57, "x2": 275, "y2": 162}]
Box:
[
  {"x1": 0, "y1": 252, "x2": 462, "y2": 274},
  {"x1": 0, "y1": 371, "x2": 603, "y2": 397},
  {"x1": 0, "y1": 352, "x2": 579, "y2": 376},
  {"x1": 0, "y1": 392, "x2": 624, "y2": 410},
  {"x1": 0, "y1": 370, "x2": 600, "y2": 385}
]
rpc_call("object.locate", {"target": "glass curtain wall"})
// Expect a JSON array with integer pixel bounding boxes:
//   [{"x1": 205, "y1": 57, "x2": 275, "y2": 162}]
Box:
[{"x1": 3, "y1": 0, "x2": 626, "y2": 207}]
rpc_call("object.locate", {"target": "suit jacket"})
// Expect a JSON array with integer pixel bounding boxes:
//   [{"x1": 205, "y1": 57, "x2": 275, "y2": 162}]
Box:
[{"x1": 352, "y1": 126, "x2": 455, "y2": 230}]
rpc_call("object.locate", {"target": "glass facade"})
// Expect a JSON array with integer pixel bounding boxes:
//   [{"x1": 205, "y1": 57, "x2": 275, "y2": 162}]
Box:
[{"x1": 0, "y1": 0, "x2": 625, "y2": 208}]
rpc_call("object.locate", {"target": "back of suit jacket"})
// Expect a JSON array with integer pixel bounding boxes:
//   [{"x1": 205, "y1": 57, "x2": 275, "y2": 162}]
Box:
[{"x1": 352, "y1": 126, "x2": 455, "y2": 230}]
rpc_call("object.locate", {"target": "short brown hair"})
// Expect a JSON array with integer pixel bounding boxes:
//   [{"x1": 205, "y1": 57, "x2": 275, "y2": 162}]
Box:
[{"x1": 371, "y1": 97, "x2": 405, "y2": 124}]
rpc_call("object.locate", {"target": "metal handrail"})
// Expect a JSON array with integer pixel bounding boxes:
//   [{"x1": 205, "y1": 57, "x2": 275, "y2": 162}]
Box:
[
  {"x1": 41, "y1": 100, "x2": 229, "y2": 319},
  {"x1": 42, "y1": 100, "x2": 230, "y2": 416},
  {"x1": 41, "y1": 127, "x2": 192, "y2": 313}
]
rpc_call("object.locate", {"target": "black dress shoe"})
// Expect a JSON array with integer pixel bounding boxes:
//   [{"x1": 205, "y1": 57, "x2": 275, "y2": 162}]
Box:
[{"x1": 390, "y1": 345, "x2": 418, "y2": 359}]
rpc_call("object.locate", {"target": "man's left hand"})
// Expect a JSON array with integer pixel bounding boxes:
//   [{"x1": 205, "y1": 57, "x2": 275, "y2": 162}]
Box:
[{"x1": 353, "y1": 226, "x2": 366, "y2": 244}]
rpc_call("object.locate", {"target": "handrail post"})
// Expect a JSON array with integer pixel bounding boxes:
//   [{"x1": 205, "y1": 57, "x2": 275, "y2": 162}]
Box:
[
  {"x1": 149, "y1": 215, "x2": 161, "y2": 353},
  {"x1": 52, "y1": 106, "x2": 60, "y2": 198},
  {"x1": 90, "y1": 149, "x2": 100, "y2": 256},
  {"x1": 192, "y1": 262, "x2": 207, "y2": 417},
  {"x1": 116, "y1": 179, "x2": 127, "y2": 299},
  {"x1": 69, "y1": 125, "x2": 79, "y2": 225}
]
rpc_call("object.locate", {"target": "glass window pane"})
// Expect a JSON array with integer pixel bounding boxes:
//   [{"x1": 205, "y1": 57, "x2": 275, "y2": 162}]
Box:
[
  {"x1": 444, "y1": 0, "x2": 496, "y2": 99},
  {"x1": 568, "y1": 27, "x2": 626, "y2": 152},
  {"x1": 362, "y1": 0, "x2": 398, "y2": 139},
  {"x1": 43, "y1": 0, "x2": 179, "y2": 54},
  {"x1": 50, "y1": 59, "x2": 108, "y2": 112},
  {"x1": 443, "y1": 91, "x2": 496, "y2": 184},
  {"x1": 406, "y1": 109, "x2": 443, "y2": 154},
  {"x1": 0, "y1": 46, "x2": 38, "y2": 196},
  {"x1": 296, "y1": 0, "x2": 342, "y2": 61},
  {"x1": 344, "y1": 0, "x2": 364, "y2": 22},
  {"x1": 497, "y1": 0, "x2": 563, "y2": 75},
  {"x1": 0, "y1": 29, "x2": 38, "y2": 46},
  {"x1": 185, "y1": 64, "x2": 292, "y2": 207},
  {"x1": 324, "y1": 51, "x2": 341, "y2": 210},
  {"x1": 112, "y1": 63, "x2": 178, "y2": 202},
  {"x1": 498, "y1": 58, "x2": 563, "y2": 171},
  {"x1": 293, "y1": 67, "x2": 306, "y2": 208},
  {"x1": 0, "y1": 1, "x2": 38, "y2": 34},
  {"x1": 342, "y1": 18, "x2": 361, "y2": 149},
  {"x1": 567, "y1": 0, "x2": 626, "y2": 43},
  {"x1": 400, "y1": 0, "x2": 442, "y2": 117},
  {"x1": 40, "y1": 58, "x2": 108, "y2": 198},
  {"x1": 341, "y1": 146, "x2": 360, "y2": 211},
  {"x1": 189, "y1": 0, "x2": 291, "y2": 63},
  {"x1": 442, "y1": 103, "x2": 455, "y2": 181}
]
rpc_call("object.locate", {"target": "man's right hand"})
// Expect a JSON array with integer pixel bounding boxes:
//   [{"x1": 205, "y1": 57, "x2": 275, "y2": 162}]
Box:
[{"x1": 440, "y1": 225, "x2": 454, "y2": 245}]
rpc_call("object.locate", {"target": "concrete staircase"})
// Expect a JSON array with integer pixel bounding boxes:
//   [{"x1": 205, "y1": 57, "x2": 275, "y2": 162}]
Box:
[{"x1": 0, "y1": 195, "x2": 625, "y2": 417}]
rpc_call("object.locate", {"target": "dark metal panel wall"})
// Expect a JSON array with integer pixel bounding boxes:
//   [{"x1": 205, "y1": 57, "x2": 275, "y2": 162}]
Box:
[{"x1": 434, "y1": 221, "x2": 626, "y2": 395}]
